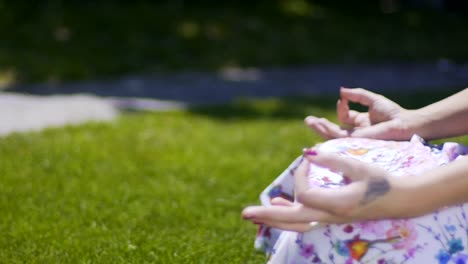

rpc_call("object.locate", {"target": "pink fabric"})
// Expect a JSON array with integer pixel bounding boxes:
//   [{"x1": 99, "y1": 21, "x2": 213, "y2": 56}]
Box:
[{"x1": 255, "y1": 135, "x2": 468, "y2": 264}]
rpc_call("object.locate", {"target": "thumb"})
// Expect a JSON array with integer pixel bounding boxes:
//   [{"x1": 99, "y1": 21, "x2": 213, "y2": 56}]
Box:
[
  {"x1": 303, "y1": 151, "x2": 371, "y2": 182},
  {"x1": 300, "y1": 151, "x2": 382, "y2": 216},
  {"x1": 350, "y1": 120, "x2": 408, "y2": 140},
  {"x1": 297, "y1": 183, "x2": 365, "y2": 217}
]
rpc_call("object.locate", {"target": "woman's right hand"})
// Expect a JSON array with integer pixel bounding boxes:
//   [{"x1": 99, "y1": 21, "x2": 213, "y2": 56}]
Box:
[{"x1": 305, "y1": 87, "x2": 418, "y2": 140}]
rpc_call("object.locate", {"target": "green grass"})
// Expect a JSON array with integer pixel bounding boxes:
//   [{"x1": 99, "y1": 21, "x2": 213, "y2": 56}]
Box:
[
  {"x1": 1, "y1": 95, "x2": 467, "y2": 263},
  {"x1": 1, "y1": 1, "x2": 468, "y2": 83},
  {"x1": 0, "y1": 99, "x2": 330, "y2": 263}
]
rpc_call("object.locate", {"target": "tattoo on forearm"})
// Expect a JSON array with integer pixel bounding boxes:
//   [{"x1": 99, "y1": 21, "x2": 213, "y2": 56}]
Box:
[{"x1": 360, "y1": 178, "x2": 391, "y2": 206}]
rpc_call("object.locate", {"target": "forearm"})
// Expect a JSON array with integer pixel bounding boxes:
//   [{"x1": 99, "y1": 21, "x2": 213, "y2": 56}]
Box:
[
  {"x1": 392, "y1": 157, "x2": 468, "y2": 217},
  {"x1": 409, "y1": 88, "x2": 468, "y2": 140}
]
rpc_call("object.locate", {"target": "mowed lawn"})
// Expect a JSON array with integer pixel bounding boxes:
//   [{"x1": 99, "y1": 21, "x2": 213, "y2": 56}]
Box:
[
  {"x1": 1, "y1": 94, "x2": 467, "y2": 263},
  {"x1": 0, "y1": 98, "x2": 330, "y2": 263}
]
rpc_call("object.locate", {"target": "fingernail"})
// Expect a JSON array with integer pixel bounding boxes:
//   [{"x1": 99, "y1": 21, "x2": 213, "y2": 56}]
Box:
[
  {"x1": 343, "y1": 176, "x2": 352, "y2": 184},
  {"x1": 304, "y1": 150, "x2": 317, "y2": 156}
]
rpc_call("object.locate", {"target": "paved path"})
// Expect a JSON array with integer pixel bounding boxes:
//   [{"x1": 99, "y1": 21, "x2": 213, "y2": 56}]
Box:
[
  {"x1": 11, "y1": 62, "x2": 468, "y2": 105},
  {"x1": 2, "y1": 62, "x2": 468, "y2": 136},
  {"x1": 0, "y1": 93, "x2": 187, "y2": 137},
  {"x1": 0, "y1": 93, "x2": 118, "y2": 136}
]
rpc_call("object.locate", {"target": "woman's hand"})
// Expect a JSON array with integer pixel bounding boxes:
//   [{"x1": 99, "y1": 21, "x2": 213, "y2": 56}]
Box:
[
  {"x1": 305, "y1": 87, "x2": 417, "y2": 140},
  {"x1": 242, "y1": 150, "x2": 413, "y2": 232}
]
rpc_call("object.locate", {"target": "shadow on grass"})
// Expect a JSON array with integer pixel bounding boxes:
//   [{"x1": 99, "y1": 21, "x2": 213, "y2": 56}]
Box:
[
  {"x1": 187, "y1": 88, "x2": 462, "y2": 120},
  {"x1": 188, "y1": 96, "x2": 336, "y2": 120}
]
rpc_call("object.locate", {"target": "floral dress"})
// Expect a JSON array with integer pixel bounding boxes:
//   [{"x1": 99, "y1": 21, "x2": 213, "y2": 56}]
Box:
[{"x1": 254, "y1": 135, "x2": 468, "y2": 264}]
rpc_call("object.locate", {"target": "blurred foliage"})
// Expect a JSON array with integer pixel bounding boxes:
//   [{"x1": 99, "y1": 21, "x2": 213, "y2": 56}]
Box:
[
  {"x1": 189, "y1": 87, "x2": 462, "y2": 120},
  {"x1": 0, "y1": 0, "x2": 467, "y2": 83}
]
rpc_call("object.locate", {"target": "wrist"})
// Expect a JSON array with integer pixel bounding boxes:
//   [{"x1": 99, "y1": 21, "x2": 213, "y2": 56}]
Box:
[
  {"x1": 388, "y1": 174, "x2": 445, "y2": 219},
  {"x1": 384, "y1": 176, "x2": 428, "y2": 219},
  {"x1": 399, "y1": 109, "x2": 433, "y2": 139}
]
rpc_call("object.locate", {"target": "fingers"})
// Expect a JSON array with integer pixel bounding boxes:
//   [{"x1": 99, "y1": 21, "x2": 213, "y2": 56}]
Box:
[
  {"x1": 347, "y1": 110, "x2": 371, "y2": 128},
  {"x1": 341, "y1": 87, "x2": 381, "y2": 107},
  {"x1": 336, "y1": 98, "x2": 349, "y2": 124},
  {"x1": 299, "y1": 151, "x2": 389, "y2": 216},
  {"x1": 252, "y1": 198, "x2": 318, "y2": 232},
  {"x1": 321, "y1": 118, "x2": 349, "y2": 138},
  {"x1": 304, "y1": 116, "x2": 332, "y2": 139},
  {"x1": 304, "y1": 151, "x2": 370, "y2": 181},
  {"x1": 296, "y1": 184, "x2": 365, "y2": 217},
  {"x1": 349, "y1": 121, "x2": 403, "y2": 140},
  {"x1": 304, "y1": 116, "x2": 349, "y2": 139},
  {"x1": 294, "y1": 157, "x2": 311, "y2": 194},
  {"x1": 242, "y1": 204, "x2": 332, "y2": 223},
  {"x1": 271, "y1": 197, "x2": 295, "y2": 206},
  {"x1": 258, "y1": 220, "x2": 318, "y2": 233},
  {"x1": 242, "y1": 203, "x2": 347, "y2": 231}
]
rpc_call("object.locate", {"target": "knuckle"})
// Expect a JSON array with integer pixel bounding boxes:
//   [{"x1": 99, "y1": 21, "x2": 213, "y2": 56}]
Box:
[
  {"x1": 374, "y1": 94, "x2": 385, "y2": 101},
  {"x1": 354, "y1": 88, "x2": 364, "y2": 93}
]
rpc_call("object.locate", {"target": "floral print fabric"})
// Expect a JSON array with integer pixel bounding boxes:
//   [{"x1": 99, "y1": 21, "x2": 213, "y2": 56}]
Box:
[{"x1": 255, "y1": 135, "x2": 468, "y2": 264}]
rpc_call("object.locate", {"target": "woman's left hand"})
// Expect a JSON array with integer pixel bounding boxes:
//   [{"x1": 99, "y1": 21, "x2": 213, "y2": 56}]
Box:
[{"x1": 242, "y1": 150, "x2": 411, "y2": 232}]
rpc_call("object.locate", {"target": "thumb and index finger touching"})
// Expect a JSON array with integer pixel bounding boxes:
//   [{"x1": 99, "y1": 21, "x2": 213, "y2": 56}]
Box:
[
  {"x1": 305, "y1": 88, "x2": 380, "y2": 138},
  {"x1": 337, "y1": 87, "x2": 380, "y2": 123},
  {"x1": 339, "y1": 87, "x2": 399, "y2": 140},
  {"x1": 340, "y1": 87, "x2": 381, "y2": 107},
  {"x1": 295, "y1": 151, "x2": 372, "y2": 216}
]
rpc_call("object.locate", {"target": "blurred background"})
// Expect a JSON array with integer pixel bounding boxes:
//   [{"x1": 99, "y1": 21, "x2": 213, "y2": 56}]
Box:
[
  {"x1": 1, "y1": 1, "x2": 468, "y2": 262},
  {"x1": 0, "y1": 0, "x2": 467, "y2": 84}
]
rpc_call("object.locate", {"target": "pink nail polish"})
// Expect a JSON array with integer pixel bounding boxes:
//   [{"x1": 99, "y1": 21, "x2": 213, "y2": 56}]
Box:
[
  {"x1": 343, "y1": 176, "x2": 352, "y2": 184},
  {"x1": 304, "y1": 150, "x2": 317, "y2": 156}
]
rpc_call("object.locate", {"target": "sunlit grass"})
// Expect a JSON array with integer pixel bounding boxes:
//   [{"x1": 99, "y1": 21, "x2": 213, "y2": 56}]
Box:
[
  {"x1": 0, "y1": 68, "x2": 16, "y2": 89},
  {"x1": 1, "y1": 94, "x2": 467, "y2": 262},
  {"x1": 0, "y1": 99, "x2": 329, "y2": 263}
]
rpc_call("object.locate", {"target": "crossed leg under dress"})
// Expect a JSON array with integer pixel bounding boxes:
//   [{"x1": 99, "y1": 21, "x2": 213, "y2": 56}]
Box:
[{"x1": 254, "y1": 136, "x2": 468, "y2": 264}]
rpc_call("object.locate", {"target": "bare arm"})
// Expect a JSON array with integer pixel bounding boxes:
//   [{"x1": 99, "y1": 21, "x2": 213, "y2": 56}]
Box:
[
  {"x1": 410, "y1": 88, "x2": 468, "y2": 140},
  {"x1": 242, "y1": 152, "x2": 468, "y2": 232},
  {"x1": 402, "y1": 157, "x2": 468, "y2": 217},
  {"x1": 305, "y1": 87, "x2": 468, "y2": 141}
]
